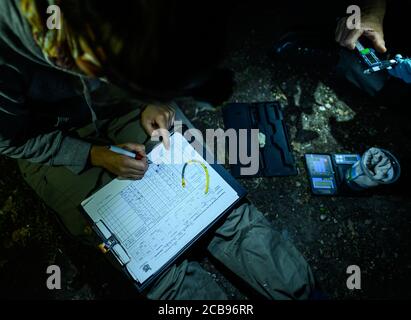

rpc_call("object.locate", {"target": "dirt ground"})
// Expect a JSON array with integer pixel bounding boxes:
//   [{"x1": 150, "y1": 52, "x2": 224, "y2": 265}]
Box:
[{"x1": 1, "y1": 4, "x2": 410, "y2": 300}]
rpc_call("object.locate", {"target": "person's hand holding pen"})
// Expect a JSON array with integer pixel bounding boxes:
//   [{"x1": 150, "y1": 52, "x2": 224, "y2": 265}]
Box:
[{"x1": 90, "y1": 143, "x2": 149, "y2": 180}]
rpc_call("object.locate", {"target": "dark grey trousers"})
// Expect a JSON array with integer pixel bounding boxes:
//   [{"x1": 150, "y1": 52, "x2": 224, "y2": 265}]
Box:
[{"x1": 18, "y1": 108, "x2": 315, "y2": 300}]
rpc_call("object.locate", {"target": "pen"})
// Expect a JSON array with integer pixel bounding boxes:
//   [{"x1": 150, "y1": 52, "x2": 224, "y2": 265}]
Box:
[{"x1": 108, "y1": 145, "x2": 152, "y2": 164}]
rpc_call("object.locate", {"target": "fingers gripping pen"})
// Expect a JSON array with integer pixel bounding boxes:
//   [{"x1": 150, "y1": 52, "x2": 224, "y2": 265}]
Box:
[{"x1": 108, "y1": 146, "x2": 152, "y2": 164}]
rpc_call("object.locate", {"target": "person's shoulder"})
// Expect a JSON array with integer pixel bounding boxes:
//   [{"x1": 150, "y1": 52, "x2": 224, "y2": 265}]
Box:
[
  {"x1": 0, "y1": 0, "x2": 20, "y2": 31},
  {"x1": 0, "y1": 0, "x2": 49, "y2": 68},
  {"x1": 0, "y1": 47, "x2": 24, "y2": 75}
]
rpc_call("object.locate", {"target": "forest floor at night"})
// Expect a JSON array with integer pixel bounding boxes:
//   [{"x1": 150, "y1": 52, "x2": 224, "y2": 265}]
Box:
[{"x1": 1, "y1": 4, "x2": 410, "y2": 300}]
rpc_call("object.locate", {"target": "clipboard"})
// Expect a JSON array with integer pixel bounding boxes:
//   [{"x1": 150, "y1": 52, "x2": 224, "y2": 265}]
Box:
[{"x1": 81, "y1": 109, "x2": 247, "y2": 292}]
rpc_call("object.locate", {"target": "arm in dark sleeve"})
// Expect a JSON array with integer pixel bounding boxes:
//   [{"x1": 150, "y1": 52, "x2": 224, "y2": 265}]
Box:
[
  {"x1": 0, "y1": 116, "x2": 92, "y2": 174},
  {"x1": 0, "y1": 63, "x2": 92, "y2": 174}
]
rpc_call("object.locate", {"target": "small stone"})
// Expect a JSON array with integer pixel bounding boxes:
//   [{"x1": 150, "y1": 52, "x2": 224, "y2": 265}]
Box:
[
  {"x1": 320, "y1": 214, "x2": 327, "y2": 221},
  {"x1": 295, "y1": 181, "x2": 301, "y2": 187},
  {"x1": 197, "y1": 102, "x2": 216, "y2": 112},
  {"x1": 258, "y1": 132, "x2": 267, "y2": 148},
  {"x1": 319, "y1": 106, "x2": 326, "y2": 112},
  {"x1": 293, "y1": 85, "x2": 302, "y2": 107}
]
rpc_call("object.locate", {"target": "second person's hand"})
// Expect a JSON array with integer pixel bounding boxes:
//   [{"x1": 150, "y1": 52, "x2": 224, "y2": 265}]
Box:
[
  {"x1": 141, "y1": 104, "x2": 175, "y2": 150},
  {"x1": 335, "y1": 9, "x2": 386, "y2": 53}
]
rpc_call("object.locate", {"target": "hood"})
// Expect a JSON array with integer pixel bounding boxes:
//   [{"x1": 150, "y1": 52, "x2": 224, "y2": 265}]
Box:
[
  {"x1": 0, "y1": 0, "x2": 100, "y2": 88},
  {"x1": 0, "y1": 0, "x2": 51, "y2": 67}
]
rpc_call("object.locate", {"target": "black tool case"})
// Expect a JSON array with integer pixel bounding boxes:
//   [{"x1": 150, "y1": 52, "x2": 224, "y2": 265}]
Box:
[{"x1": 223, "y1": 102, "x2": 297, "y2": 177}]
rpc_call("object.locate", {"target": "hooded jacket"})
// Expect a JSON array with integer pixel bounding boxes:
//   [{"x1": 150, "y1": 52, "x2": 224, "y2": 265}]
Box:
[{"x1": 0, "y1": 0, "x2": 129, "y2": 174}]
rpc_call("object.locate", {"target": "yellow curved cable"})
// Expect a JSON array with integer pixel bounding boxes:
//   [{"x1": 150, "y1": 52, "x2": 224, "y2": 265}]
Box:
[{"x1": 181, "y1": 160, "x2": 210, "y2": 194}]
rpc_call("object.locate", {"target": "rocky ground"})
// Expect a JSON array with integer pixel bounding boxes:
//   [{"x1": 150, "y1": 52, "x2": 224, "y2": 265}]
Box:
[{"x1": 1, "y1": 4, "x2": 410, "y2": 300}]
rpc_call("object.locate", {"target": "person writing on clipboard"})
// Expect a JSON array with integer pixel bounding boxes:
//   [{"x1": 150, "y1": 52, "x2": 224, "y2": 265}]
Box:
[{"x1": 0, "y1": 0, "x2": 315, "y2": 300}]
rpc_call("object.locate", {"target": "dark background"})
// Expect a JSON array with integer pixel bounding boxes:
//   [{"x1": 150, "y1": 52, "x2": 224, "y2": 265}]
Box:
[{"x1": 1, "y1": 1, "x2": 410, "y2": 300}]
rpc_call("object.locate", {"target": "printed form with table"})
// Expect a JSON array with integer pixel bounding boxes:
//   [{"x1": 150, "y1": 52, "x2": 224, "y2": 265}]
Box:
[{"x1": 81, "y1": 132, "x2": 245, "y2": 290}]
